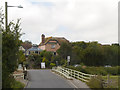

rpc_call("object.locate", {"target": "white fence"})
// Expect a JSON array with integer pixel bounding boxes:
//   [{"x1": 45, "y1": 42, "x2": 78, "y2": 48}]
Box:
[
  {"x1": 52, "y1": 66, "x2": 96, "y2": 82},
  {"x1": 13, "y1": 73, "x2": 24, "y2": 79}
]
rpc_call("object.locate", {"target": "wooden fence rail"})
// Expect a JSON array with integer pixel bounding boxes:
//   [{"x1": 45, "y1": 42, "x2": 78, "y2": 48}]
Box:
[{"x1": 52, "y1": 66, "x2": 96, "y2": 82}]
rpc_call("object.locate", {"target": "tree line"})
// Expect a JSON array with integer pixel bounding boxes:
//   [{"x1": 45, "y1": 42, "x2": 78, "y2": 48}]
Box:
[{"x1": 57, "y1": 41, "x2": 120, "y2": 66}]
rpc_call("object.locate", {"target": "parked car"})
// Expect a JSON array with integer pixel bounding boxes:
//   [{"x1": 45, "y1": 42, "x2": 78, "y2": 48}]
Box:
[
  {"x1": 74, "y1": 64, "x2": 81, "y2": 67},
  {"x1": 104, "y1": 65, "x2": 111, "y2": 67}
]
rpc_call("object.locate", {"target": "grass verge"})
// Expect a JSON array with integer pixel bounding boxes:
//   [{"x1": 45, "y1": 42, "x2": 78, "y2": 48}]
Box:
[{"x1": 11, "y1": 80, "x2": 25, "y2": 88}]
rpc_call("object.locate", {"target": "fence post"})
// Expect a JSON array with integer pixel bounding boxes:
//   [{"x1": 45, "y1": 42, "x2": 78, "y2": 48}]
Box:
[{"x1": 107, "y1": 74, "x2": 110, "y2": 86}]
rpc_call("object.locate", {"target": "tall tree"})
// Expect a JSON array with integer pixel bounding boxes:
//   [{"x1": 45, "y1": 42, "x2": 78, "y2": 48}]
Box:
[
  {"x1": 57, "y1": 42, "x2": 72, "y2": 59},
  {"x1": 1, "y1": 8, "x2": 22, "y2": 87}
]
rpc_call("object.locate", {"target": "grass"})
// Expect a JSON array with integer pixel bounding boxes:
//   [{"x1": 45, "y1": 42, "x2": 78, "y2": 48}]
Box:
[
  {"x1": 102, "y1": 75, "x2": 120, "y2": 88},
  {"x1": 66, "y1": 66, "x2": 120, "y2": 89},
  {"x1": 11, "y1": 80, "x2": 25, "y2": 88}
]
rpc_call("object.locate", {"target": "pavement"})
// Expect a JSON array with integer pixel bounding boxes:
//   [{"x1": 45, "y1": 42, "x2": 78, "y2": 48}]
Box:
[{"x1": 25, "y1": 69, "x2": 90, "y2": 89}]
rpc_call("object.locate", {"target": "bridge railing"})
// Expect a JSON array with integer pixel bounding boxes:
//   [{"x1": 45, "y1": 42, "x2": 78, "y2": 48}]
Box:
[{"x1": 52, "y1": 66, "x2": 96, "y2": 82}]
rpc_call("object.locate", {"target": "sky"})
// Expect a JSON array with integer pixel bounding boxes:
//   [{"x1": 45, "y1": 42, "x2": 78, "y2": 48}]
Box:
[{"x1": 1, "y1": 0, "x2": 119, "y2": 45}]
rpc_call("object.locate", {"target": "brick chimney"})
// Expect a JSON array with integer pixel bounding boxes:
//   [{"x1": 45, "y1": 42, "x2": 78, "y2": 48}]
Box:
[{"x1": 41, "y1": 34, "x2": 45, "y2": 43}]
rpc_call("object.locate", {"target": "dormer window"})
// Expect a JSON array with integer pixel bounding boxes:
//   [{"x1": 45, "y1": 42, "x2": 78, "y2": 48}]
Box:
[{"x1": 51, "y1": 44, "x2": 56, "y2": 49}]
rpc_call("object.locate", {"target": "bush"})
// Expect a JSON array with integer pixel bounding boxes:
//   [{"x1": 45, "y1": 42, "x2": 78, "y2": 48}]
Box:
[
  {"x1": 11, "y1": 78, "x2": 25, "y2": 88},
  {"x1": 67, "y1": 66, "x2": 119, "y2": 76},
  {"x1": 85, "y1": 67, "x2": 107, "y2": 75},
  {"x1": 50, "y1": 63, "x2": 56, "y2": 68},
  {"x1": 87, "y1": 75, "x2": 104, "y2": 89},
  {"x1": 104, "y1": 66, "x2": 119, "y2": 75}
]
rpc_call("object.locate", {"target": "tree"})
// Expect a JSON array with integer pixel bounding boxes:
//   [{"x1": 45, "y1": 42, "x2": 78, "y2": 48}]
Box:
[
  {"x1": 57, "y1": 42, "x2": 72, "y2": 59},
  {"x1": 2, "y1": 19, "x2": 22, "y2": 88},
  {"x1": 42, "y1": 57, "x2": 49, "y2": 67},
  {"x1": 21, "y1": 40, "x2": 32, "y2": 50},
  {"x1": 1, "y1": 7, "x2": 23, "y2": 88},
  {"x1": 82, "y1": 42, "x2": 104, "y2": 66},
  {"x1": 18, "y1": 50, "x2": 26, "y2": 64},
  {"x1": 71, "y1": 46, "x2": 84, "y2": 65}
]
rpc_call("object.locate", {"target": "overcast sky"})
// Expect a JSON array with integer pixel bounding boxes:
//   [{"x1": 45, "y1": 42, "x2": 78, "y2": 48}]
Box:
[{"x1": 1, "y1": 0, "x2": 119, "y2": 45}]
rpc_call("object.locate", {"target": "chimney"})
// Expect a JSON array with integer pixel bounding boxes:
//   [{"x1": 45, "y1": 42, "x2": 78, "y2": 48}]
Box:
[{"x1": 41, "y1": 34, "x2": 45, "y2": 43}]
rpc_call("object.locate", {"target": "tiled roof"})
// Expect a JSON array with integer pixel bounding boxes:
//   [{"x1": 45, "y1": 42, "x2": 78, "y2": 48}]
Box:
[
  {"x1": 28, "y1": 45, "x2": 43, "y2": 51},
  {"x1": 39, "y1": 37, "x2": 69, "y2": 46}
]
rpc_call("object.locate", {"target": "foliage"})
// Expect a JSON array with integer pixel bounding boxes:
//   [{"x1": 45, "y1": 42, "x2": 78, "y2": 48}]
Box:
[
  {"x1": 104, "y1": 66, "x2": 119, "y2": 75},
  {"x1": 51, "y1": 55, "x2": 61, "y2": 65},
  {"x1": 69, "y1": 41, "x2": 119, "y2": 66},
  {"x1": 1, "y1": 7, "x2": 23, "y2": 88},
  {"x1": 57, "y1": 42, "x2": 72, "y2": 59},
  {"x1": 87, "y1": 75, "x2": 104, "y2": 89},
  {"x1": 42, "y1": 57, "x2": 49, "y2": 67},
  {"x1": 82, "y1": 42, "x2": 105, "y2": 66},
  {"x1": 67, "y1": 66, "x2": 120, "y2": 76},
  {"x1": 26, "y1": 50, "x2": 69, "y2": 68},
  {"x1": 27, "y1": 54, "x2": 42, "y2": 69},
  {"x1": 18, "y1": 50, "x2": 26, "y2": 64},
  {"x1": 21, "y1": 40, "x2": 32, "y2": 50},
  {"x1": 11, "y1": 79, "x2": 25, "y2": 88},
  {"x1": 2, "y1": 19, "x2": 23, "y2": 88},
  {"x1": 102, "y1": 75, "x2": 119, "y2": 88},
  {"x1": 50, "y1": 63, "x2": 56, "y2": 68}
]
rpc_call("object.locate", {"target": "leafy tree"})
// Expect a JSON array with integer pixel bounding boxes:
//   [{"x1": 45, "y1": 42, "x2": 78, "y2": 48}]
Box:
[
  {"x1": 18, "y1": 50, "x2": 26, "y2": 64},
  {"x1": 57, "y1": 42, "x2": 72, "y2": 59},
  {"x1": 2, "y1": 18, "x2": 22, "y2": 88},
  {"x1": 21, "y1": 40, "x2": 32, "y2": 50},
  {"x1": 42, "y1": 57, "x2": 49, "y2": 67},
  {"x1": 51, "y1": 55, "x2": 61, "y2": 65},
  {"x1": 43, "y1": 51, "x2": 53, "y2": 61},
  {"x1": 71, "y1": 41, "x2": 89, "y2": 49},
  {"x1": 71, "y1": 46, "x2": 84, "y2": 65},
  {"x1": 82, "y1": 42, "x2": 104, "y2": 66}
]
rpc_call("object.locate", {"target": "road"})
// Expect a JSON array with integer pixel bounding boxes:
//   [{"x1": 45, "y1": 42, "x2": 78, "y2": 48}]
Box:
[{"x1": 26, "y1": 70, "x2": 76, "y2": 88}]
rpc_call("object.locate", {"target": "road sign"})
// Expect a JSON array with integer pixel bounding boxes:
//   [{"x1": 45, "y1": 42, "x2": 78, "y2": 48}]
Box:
[
  {"x1": 67, "y1": 56, "x2": 70, "y2": 60},
  {"x1": 41, "y1": 62, "x2": 45, "y2": 69},
  {"x1": 67, "y1": 56, "x2": 70, "y2": 62}
]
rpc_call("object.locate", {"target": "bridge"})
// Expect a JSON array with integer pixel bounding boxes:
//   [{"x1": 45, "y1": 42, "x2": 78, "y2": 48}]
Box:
[{"x1": 25, "y1": 67, "x2": 94, "y2": 89}]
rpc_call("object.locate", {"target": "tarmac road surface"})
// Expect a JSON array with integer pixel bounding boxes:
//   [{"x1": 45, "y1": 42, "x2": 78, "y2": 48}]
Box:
[{"x1": 26, "y1": 69, "x2": 76, "y2": 88}]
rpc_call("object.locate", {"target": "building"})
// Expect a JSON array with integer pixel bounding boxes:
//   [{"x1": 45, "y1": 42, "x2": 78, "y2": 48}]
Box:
[
  {"x1": 19, "y1": 46, "x2": 25, "y2": 55},
  {"x1": 38, "y1": 34, "x2": 69, "y2": 55},
  {"x1": 26, "y1": 44, "x2": 43, "y2": 56}
]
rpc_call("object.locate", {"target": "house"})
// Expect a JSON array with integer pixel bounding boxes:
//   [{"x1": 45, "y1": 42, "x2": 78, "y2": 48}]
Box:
[
  {"x1": 19, "y1": 46, "x2": 25, "y2": 55},
  {"x1": 38, "y1": 34, "x2": 69, "y2": 55},
  {"x1": 26, "y1": 44, "x2": 43, "y2": 56}
]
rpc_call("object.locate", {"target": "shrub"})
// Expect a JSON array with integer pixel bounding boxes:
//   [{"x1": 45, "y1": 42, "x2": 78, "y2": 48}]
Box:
[
  {"x1": 50, "y1": 63, "x2": 56, "y2": 68},
  {"x1": 87, "y1": 75, "x2": 104, "y2": 89},
  {"x1": 104, "y1": 66, "x2": 119, "y2": 75},
  {"x1": 85, "y1": 67, "x2": 107, "y2": 75},
  {"x1": 11, "y1": 79, "x2": 25, "y2": 88}
]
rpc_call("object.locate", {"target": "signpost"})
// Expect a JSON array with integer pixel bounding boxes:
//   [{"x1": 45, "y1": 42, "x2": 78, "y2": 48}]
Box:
[
  {"x1": 67, "y1": 56, "x2": 70, "y2": 66},
  {"x1": 41, "y1": 62, "x2": 45, "y2": 69},
  {"x1": 18, "y1": 64, "x2": 23, "y2": 71},
  {"x1": 56, "y1": 61, "x2": 58, "y2": 66}
]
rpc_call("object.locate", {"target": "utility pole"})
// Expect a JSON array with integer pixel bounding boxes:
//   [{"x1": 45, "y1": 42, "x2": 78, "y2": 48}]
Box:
[{"x1": 5, "y1": 2, "x2": 8, "y2": 31}]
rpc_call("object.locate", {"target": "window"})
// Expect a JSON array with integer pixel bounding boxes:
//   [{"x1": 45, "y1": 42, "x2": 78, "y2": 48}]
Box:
[
  {"x1": 35, "y1": 51, "x2": 38, "y2": 54},
  {"x1": 51, "y1": 44, "x2": 56, "y2": 49},
  {"x1": 54, "y1": 52, "x2": 56, "y2": 55}
]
